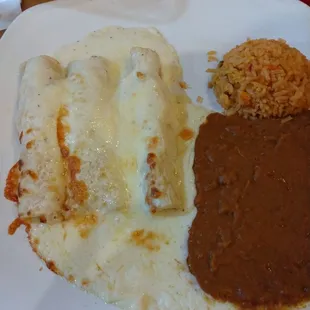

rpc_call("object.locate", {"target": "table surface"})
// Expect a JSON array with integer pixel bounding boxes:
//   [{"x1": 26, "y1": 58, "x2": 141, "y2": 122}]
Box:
[{"x1": 21, "y1": 0, "x2": 52, "y2": 10}]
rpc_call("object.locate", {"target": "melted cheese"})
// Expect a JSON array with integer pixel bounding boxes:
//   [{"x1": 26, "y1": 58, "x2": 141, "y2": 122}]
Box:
[
  {"x1": 61, "y1": 57, "x2": 128, "y2": 214},
  {"x1": 117, "y1": 47, "x2": 187, "y2": 213},
  {"x1": 21, "y1": 27, "x2": 216, "y2": 309},
  {"x1": 15, "y1": 56, "x2": 66, "y2": 221},
  {"x1": 29, "y1": 103, "x2": 208, "y2": 310}
]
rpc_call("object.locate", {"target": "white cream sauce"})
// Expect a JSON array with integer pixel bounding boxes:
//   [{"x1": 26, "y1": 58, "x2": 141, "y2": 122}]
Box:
[{"x1": 28, "y1": 27, "x2": 232, "y2": 310}]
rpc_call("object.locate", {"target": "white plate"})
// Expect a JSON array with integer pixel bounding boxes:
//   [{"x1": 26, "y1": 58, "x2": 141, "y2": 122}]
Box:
[{"x1": 0, "y1": 1, "x2": 310, "y2": 309}]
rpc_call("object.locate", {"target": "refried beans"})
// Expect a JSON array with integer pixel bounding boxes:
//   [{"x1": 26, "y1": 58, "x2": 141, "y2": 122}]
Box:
[{"x1": 188, "y1": 112, "x2": 310, "y2": 308}]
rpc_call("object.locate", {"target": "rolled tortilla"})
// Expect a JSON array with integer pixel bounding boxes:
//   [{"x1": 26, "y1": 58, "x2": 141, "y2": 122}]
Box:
[
  {"x1": 118, "y1": 47, "x2": 186, "y2": 213},
  {"x1": 59, "y1": 57, "x2": 128, "y2": 215},
  {"x1": 5, "y1": 56, "x2": 66, "y2": 222}
]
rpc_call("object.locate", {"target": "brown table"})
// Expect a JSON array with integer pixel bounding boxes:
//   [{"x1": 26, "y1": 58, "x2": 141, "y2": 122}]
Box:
[
  {"x1": 21, "y1": 0, "x2": 52, "y2": 10},
  {"x1": 0, "y1": 0, "x2": 52, "y2": 38}
]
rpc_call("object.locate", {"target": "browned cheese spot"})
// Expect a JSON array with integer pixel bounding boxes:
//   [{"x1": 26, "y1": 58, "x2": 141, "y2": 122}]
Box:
[
  {"x1": 147, "y1": 153, "x2": 157, "y2": 169},
  {"x1": 8, "y1": 218, "x2": 24, "y2": 235},
  {"x1": 62, "y1": 203, "x2": 70, "y2": 212},
  {"x1": 69, "y1": 181, "x2": 88, "y2": 205},
  {"x1": 23, "y1": 170, "x2": 38, "y2": 180},
  {"x1": 26, "y1": 140, "x2": 34, "y2": 149},
  {"x1": 81, "y1": 279, "x2": 90, "y2": 287},
  {"x1": 19, "y1": 131, "x2": 23, "y2": 144},
  {"x1": 179, "y1": 81, "x2": 189, "y2": 89},
  {"x1": 74, "y1": 214, "x2": 98, "y2": 239},
  {"x1": 18, "y1": 159, "x2": 24, "y2": 169},
  {"x1": 4, "y1": 162, "x2": 20, "y2": 203},
  {"x1": 24, "y1": 222, "x2": 31, "y2": 235},
  {"x1": 46, "y1": 261, "x2": 63, "y2": 276},
  {"x1": 150, "y1": 187, "x2": 162, "y2": 199},
  {"x1": 179, "y1": 128, "x2": 194, "y2": 141},
  {"x1": 39, "y1": 215, "x2": 47, "y2": 223},
  {"x1": 130, "y1": 229, "x2": 161, "y2": 252},
  {"x1": 57, "y1": 105, "x2": 70, "y2": 158},
  {"x1": 136, "y1": 71, "x2": 145, "y2": 80},
  {"x1": 67, "y1": 156, "x2": 81, "y2": 179},
  {"x1": 147, "y1": 136, "x2": 159, "y2": 150},
  {"x1": 68, "y1": 275, "x2": 75, "y2": 283},
  {"x1": 26, "y1": 128, "x2": 33, "y2": 134},
  {"x1": 145, "y1": 152, "x2": 160, "y2": 211},
  {"x1": 67, "y1": 155, "x2": 89, "y2": 204},
  {"x1": 145, "y1": 149, "x2": 162, "y2": 212}
]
